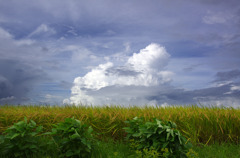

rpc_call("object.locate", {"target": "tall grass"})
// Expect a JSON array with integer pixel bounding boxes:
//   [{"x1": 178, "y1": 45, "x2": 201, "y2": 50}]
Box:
[{"x1": 0, "y1": 105, "x2": 239, "y2": 145}]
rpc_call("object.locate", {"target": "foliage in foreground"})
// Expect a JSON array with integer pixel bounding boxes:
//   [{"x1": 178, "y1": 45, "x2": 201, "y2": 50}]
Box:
[
  {"x1": 0, "y1": 117, "x2": 45, "y2": 157},
  {"x1": 45, "y1": 117, "x2": 95, "y2": 158},
  {"x1": 124, "y1": 117, "x2": 194, "y2": 158},
  {"x1": 0, "y1": 116, "x2": 200, "y2": 158},
  {"x1": 0, "y1": 117, "x2": 97, "y2": 158}
]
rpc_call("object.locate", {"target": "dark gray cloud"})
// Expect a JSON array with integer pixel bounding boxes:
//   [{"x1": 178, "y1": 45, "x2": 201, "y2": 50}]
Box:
[
  {"x1": 0, "y1": 0, "x2": 237, "y2": 41},
  {"x1": 81, "y1": 81, "x2": 240, "y2": 107},
  {"x1": 146, "y1": 82, "x2": 240, "y2": 107},
  {"x1": 214, "y1": 69, "x2": 240, "y2": 82},
  {"x1": 0, "y1": 75, "x2": 12, "y2": 99},
  {"x1": 0, "y1": 59, "x2": 49, "y2": 104}
]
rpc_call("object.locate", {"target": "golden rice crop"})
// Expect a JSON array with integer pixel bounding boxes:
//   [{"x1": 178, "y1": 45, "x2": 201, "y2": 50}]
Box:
[{"x1": 0, "y1": 105, "x2": 239, "y2": 145}]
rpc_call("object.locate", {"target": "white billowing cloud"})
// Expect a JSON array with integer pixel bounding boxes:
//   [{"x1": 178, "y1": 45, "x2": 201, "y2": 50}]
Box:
[
  {"x1": 127, "y1": 43, "x2": 170, "y2": 71},
  {"x1": 73, "y1": 62, "x2": 114, "y2": 90},
  {"x1": 66, "y1": 43, "x2": 174, "y2": 105}
]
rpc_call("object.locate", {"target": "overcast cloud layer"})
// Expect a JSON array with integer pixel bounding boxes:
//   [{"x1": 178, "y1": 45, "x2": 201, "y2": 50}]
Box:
[{"x1": 0, "y1": 0, "x2": 240, "y2": 107}]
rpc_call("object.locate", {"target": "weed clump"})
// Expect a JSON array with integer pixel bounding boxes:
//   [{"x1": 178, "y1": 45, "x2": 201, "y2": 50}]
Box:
[{"x1": 123, "y1": 117, "x2": 196, "y2": 158}]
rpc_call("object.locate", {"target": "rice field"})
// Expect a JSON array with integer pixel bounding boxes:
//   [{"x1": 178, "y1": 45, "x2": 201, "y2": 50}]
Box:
[{"x1": 0, "y1": 104, "x2": 240, "y2": 145}]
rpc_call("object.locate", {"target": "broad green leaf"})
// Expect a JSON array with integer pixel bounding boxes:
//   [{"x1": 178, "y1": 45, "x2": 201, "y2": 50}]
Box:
[
  {"x1": 156, "y1": 119, "x2": 162, "y2": 126},
  {"x1": 24, "y1": 117, "x2": 28, "y2": 123},
  {"x1": 132, "y1": 133, "x2": 142, "y2": 137},
  {"x1": 31, "y1": 132, "x2": 38, "y2": 136},
  {"x1": 87, "y1": 126, "x2": 93, "y2": 134},
  {"x1": 170, "y1": 129, "x2": 174, "y2": 137},
  {"x1": 178, "y1": 135, "x2": 182, "y2": 144},
  {"x1": 30, "y1": 120, "x2": 36, "y2": 127},
  {"x1": 158, "y1": 129, "x2": 164, "y2": 135},
  {"x1": 10, "y1": 133, "x2": 19, "y2": 139},
  {"x1": 166, "y1": 132, "x2": 170, "y2": 141},
  {"x1": 70, "y1": 133, "x2": 80, "y2": 139},
  {"x1": 147, "y1": 133, "x2": 152, "y2": 138},
  {"x1": 21, "y1": 131, "x2": 26, "y2": 137},
  {"x1": 162, "y1": 142, "x2": 169, "y2": 148},
  {"x1": 36, "y1": 126, "x2": 43, "y2": 133},
  {"x1": 51, "y1": 128, "x2": 58, "y2": 134}
]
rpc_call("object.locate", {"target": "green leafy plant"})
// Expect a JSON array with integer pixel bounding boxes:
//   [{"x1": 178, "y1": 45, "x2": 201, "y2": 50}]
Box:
[
  {"x1": 134, "y1": 146, "x2": 161, "y2": 158},
  {"x1": 45, "y1": 117, "x2": 95, "y2": 158},
  {"x1": 0, "y1": 117, "x2": 44, "y2": 157},
  {"x1": 123, "y1": 117, "x2": 193, "y2": 158}
]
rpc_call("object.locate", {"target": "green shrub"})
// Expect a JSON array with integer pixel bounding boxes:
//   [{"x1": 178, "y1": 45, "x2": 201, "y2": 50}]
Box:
[
  {"x1": 0, "y1": 117, "x2": 45, "y2": 157},
  {"x1": 45, "y1": 117, "x2": 95, "y2": 158},
  {"x1": 123, "y1": 117, "x2": 193, "y2": 158}
]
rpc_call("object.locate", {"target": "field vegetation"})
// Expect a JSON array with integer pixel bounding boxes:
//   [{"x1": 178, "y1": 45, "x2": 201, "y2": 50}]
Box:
[
  {"x1": 1, "y1": 105, "x2": 239, "y2": 145},
  {"x1": 0, "y1": 105, "x2": 240, "y2": 157}
]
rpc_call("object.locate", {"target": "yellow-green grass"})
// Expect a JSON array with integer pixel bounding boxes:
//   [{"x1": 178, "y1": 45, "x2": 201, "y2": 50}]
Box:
[{"x1": 0, "y1": 105, "x2": 239, "y2": 145}]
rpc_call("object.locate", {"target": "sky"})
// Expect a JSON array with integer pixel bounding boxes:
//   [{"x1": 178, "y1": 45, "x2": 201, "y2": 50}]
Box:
[{"x1": 0, "y1": 0, "x2": 240, "y2": 107}]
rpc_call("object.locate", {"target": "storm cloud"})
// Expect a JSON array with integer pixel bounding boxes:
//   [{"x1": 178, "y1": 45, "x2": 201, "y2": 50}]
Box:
[
  {"x1": 214, "y1": 69, "x2": 240, "y2": 82},
  {"x1": 0, "y1": 59, "x2": 48, "y2": 104},
  {"x1": 0, "y1": 0, "x2": 239, "y2": 106}
]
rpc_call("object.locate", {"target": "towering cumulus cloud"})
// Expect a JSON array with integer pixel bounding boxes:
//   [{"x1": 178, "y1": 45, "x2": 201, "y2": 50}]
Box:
[{"x1": 65, "y1": 43, "x2": 174, "y2": 105}]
